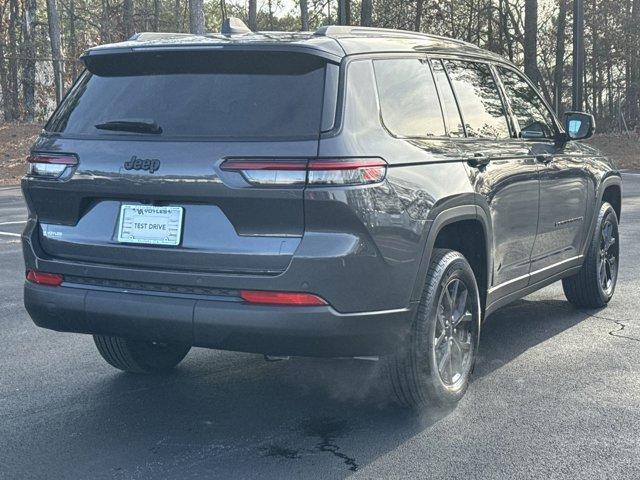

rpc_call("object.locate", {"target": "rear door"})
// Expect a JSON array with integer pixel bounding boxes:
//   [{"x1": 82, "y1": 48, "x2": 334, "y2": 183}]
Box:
[
  {"x1": 495, "y1": 66, "x2": 592, "y2": 280},
  {"x1": 439, "y1": 59, "x2": 539, "y2": 294},
  {"x1": 25, "y1": 50, "x2": 332, "y2": 275}
]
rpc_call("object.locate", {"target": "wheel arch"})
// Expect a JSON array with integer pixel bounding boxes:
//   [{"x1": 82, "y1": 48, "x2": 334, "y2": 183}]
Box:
[
  {"x1": 411, "y1": 205, "x2": 493, "y2": 314},
  {"x1": 600, "y1": 177, "x2": 622, "y2": 221}
]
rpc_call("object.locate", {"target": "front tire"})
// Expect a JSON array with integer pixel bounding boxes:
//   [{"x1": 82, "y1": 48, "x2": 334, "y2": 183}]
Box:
[
  {"x1": 562, "y1": 202, "x2": 619, "y2": 308},
  {"x1": 386, "y1": 249, "x2": 481, "y2": 410},
  {"x1": 93, "y1": 335, "x2": 191, "y2": 374}
]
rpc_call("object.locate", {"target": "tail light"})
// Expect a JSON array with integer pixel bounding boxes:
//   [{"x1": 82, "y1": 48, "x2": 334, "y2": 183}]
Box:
[
  {"x1": 27, "y1": 154, "x2": 78, "y2": 178},
  {"x1": 240, "y1": 290, "x2": 327, "y2": 306},
  {"x1": 221, "y1": 158, "x2": 387, "y2": 187},
  {"x1": 26, "y1": 270, "x2": 64, "y2": 286}
]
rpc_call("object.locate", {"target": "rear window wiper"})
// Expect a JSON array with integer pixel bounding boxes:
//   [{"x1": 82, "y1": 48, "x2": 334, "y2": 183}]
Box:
[{"x1": 94, "y1": 119, "x2": 162, "y2": 134}]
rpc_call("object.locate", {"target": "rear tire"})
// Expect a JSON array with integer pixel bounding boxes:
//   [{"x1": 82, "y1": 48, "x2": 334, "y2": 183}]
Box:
[
  {"x1": 386, "y1": 249, "x2": 481, "y2": 410},
  {"x1": 93, "y1": 335, "x2": 190, "y2": 374},
  {"x1": 562, "y1": 202, "x2": 619, "y2": 308}
]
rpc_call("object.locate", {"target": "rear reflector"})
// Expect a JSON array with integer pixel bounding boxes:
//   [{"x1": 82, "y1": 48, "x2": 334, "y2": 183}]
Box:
[
  {"x1": 27, "y1": 154, "x2": 78, "y2": 178},
  {"x1": 221, "y1": 158, "x2": 387, "y2": 186},
  {"x1": 26, "y1": 270, "x2": 64, "y2": 287},
  {"x1": 240, "y1": 290, "x2": 327, "y2": 306}
]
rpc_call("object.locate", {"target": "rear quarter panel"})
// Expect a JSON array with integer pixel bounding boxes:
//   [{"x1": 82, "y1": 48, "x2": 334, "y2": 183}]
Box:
[{"x1": 312, "y1": 57, "x2": 475, "y2": 312}]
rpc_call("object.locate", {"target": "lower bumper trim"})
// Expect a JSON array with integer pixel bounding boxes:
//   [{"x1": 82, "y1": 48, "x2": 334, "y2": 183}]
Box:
[{"x1": 24, "y1": 282, "x2": 415, "y2": 357}]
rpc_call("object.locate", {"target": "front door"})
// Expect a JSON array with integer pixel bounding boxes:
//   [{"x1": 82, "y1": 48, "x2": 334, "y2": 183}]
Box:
[{"x1": 496, "y1": 66, "x2": 591, "y2": 281}]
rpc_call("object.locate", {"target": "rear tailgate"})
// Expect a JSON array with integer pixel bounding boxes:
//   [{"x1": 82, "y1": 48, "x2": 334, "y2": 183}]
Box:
[{"x1": 23, "y1": 50, "x2": 333, "y2": 275}]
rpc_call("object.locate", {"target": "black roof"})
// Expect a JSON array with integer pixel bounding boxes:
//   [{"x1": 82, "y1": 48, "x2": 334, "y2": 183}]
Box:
[{"x1": 82, "y1": 25, "x2": 509, "y2": 65}]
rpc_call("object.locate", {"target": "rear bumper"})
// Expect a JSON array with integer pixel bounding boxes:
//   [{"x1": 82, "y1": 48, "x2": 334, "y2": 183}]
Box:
[{"x1": 24, "y1": 282, "x2": 415, "y2": 357}]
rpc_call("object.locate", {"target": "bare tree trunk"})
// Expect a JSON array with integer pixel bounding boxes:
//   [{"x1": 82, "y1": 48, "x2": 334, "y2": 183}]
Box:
[
  {"x1": 486, "y1": 0, "x2": 495, "y2": 51},
  {"x1": 7, "y1": 0, "x2": 20, "y2": 119},
  {"x1": 300, "y1": 0, "x2": 309, "y2": 30},
  {"x1": 360, "y1": 0, "x2": 372, "y2": 27},
  {"x1": 554, "y1": 0, "x2": 567, "y2": 114},
  {"x1": 524, "y1": 0, "x2": 538, "y2": 84},
  {"x1": 69, "y1": 0, "x2": 78, "y2": 77},
  {"x1": 627, "y1": 0, "x2": 640, "y2": 126},
  {"x1": 338, "y1": 0, "x2": 350, "y2": 25},
  {"x1": 153, "y1": 0, "x2": 160, "y2": 31},
  {"x1": 466, "y1": 0, "x2": 475, "y2": 42},
  {"x1": 572, "y1": 0, "x2": 585, "y2": 110},
  {"x1": 123, "y1": 0, "x2": 135, "y2": 38},
  {"x1": 46, "y1": 0, "x2": 65, "y2": 105},
  {"x1": 591, "y1": 0, "x2": 598, "y2": 118},
  {"x1": 498, "y1": 0, "x2": 504, "y2": 55},
  {"x1": 174, "y1": 0, "x2": 182, "y2": 31},
  {"x1": 189, "y1": 0, "x2": 205, "y2": 34},
  {"x1": 100, "y1": 0, "x2": 111, "y2": 42},
  {"x1": 414, "y1": 0, "x2": 423, "y2": 31},
  {"x1": 0, "y1": 38, "x2": 13, "y2": 121},
  {"x1": 268, "y1": 0, "x2": 273, "y2": 29},
  {"x1": 22, "y1": 0, "x2": 37, "y2": 121},
  {"x1": 501, "y1": 0, "x2": 514, "y2": 61},
  {"x1": 248, "y1": 0, "x2": 257, "y2": 30}
]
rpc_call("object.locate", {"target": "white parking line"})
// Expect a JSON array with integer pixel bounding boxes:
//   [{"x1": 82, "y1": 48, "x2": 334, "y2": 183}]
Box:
[
  {"x1": 0, "y1": 232, "x2": 20, "y2": 237},
  {"x1": 0, "y1": 221, "x2": 26, "y2": 226}
]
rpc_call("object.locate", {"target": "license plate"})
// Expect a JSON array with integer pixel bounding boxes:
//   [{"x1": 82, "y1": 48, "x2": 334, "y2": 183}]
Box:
[{"x1": 117, "y1": 205, "x2": 184, "y2": 246}]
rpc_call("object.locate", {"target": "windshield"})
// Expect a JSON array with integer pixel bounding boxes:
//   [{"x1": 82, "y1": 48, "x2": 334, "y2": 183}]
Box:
[{"x1": 46, "y1": 51, "x2": 327, "y2": 139}]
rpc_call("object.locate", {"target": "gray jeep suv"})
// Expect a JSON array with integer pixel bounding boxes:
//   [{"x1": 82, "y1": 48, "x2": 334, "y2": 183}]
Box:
[{"x1": 22, "y1": 21, "x2": 622, "y2": 409}]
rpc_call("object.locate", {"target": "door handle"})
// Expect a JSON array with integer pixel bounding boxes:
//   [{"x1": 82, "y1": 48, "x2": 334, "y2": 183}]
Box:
[
  {"x1": 536, "y1": 153, "x2": 553, "y2": 164},
  {"x1": 467, "y1": 153, "x2": 491, "y2": 169}
]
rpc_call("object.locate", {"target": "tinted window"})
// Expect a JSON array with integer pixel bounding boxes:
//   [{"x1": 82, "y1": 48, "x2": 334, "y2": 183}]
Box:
[
  {"x1": 373, "y1": 58, "x2": 445, "y2": 137},
  {"x1": 47, "y1": 52, "x2": 326, "y2": 139},
  {"x1": 444, "y1": 61, "x2": 510, "y2": 139},
  {"x1": 430, "y1": 59, "x2": 465, "y2": 137},
  {"x1": 498, "y1": 67, "x2": 556, "y2": 139}
]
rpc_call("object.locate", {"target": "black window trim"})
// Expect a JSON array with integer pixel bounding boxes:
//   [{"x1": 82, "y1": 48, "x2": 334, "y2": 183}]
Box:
[
  {"x1": 437, "y1": 57, "x2": 515, "y2": 141},
  {"x1": 371, "y1": 55, "x2": 449, "y2": 140},
  {"x1": 493, "y1": 63, "x2": 564, "y2": 141},
  {"x1": 428, "y1": 57, "x2": 468, "y2": 138}
]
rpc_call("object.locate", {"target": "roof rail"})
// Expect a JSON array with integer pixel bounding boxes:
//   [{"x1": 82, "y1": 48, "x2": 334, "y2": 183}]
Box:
[
  {"x1": 315, "y1": 25, "x2": 429, "y2": 39},
  {"x1": 314, "y1": 25, "x2": 473, "y2": 47},
  {"x1": 128, "y1": 32, "x2": 195, "y2": 41}
]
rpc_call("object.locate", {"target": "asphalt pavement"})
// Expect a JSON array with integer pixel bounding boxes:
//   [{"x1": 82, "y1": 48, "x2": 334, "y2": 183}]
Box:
[{"x1": 1, "y1": 176, "x2": 640, "y2": 479}]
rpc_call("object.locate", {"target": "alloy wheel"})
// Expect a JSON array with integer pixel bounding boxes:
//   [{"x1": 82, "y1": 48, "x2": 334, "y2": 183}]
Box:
[
  {"x1": 598, "y1": 218, "x2": 618, "y2": 296},
  {"x1": 434, "y1": 278, "x2": 475, "y2": 386}
]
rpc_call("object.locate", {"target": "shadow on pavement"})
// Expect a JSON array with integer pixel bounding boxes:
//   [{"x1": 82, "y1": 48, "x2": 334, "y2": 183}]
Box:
[{"x1": 34, "y1": 296, "x2": 598, "y2": 478}]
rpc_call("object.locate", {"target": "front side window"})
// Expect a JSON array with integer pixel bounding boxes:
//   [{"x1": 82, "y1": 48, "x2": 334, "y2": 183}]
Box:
[
  {"x1": 497, "y1": 67, "x2": 556, "y2": 139},
  {"x1": 373, "y1": 58, "x2": 446, "y2": 138},
  {"x1": 444, "y1": 60, "x2": 511, "y2": 139}
]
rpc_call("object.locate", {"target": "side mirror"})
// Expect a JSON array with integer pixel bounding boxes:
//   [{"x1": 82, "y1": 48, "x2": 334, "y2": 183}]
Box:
[{"x1": 563, "y1": 111, "x2": 595, "y2": 141}]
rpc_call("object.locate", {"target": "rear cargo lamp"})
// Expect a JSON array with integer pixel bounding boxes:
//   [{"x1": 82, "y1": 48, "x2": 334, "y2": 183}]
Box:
[
  {"x1": 240, "y1": 290, "x2": 327, "y2": 306},
  {"x1": 26, "y1": 154, "x2": 78, "y2": 178},
  {"x1": 221, "y1": 158, "x2": 387, "y2": 186},
  {"x1": 26, "y1": 270, "x2": 64, "y2": 287}
]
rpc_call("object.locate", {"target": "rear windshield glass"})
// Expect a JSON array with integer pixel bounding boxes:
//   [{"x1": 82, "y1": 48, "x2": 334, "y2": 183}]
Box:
[{"x1": 47, "y1": 51, "x2": 327, "y2": 139}]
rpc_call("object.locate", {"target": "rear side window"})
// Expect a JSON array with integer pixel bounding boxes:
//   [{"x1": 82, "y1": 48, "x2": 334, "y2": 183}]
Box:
[
  {"x1": 497, "y1": 67, "x2": 556, "y2": 139},
  {"x1": 444, "y1": 60, "x2": 510, "y2": 139},
  {"x1": 47, "y1": 52, "x2": 327, "y2": 139},
  {"x1": 430, "y1": 59, "x2": 465, "y2": 137},
  {"x1": 373, "y1": 58, "x2": 445, "y2": 138}
]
